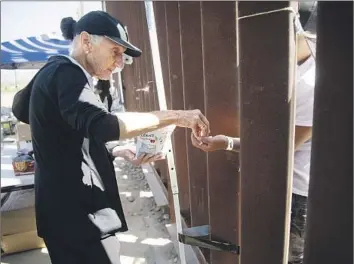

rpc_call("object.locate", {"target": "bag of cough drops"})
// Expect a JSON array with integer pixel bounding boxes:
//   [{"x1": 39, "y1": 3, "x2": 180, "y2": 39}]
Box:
[{"x1": 135, "y1": 125, "x2": 176, "y2": 158}]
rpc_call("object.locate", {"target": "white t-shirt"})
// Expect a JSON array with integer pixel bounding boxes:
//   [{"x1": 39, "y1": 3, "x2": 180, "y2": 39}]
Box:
[{"x1": 293, "y1": 56, "x2": 316, "y2": 197}]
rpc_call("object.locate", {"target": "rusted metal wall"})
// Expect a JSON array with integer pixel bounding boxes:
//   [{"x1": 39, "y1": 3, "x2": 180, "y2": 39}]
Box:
[
  {"x1": 107, "y1": 2, "x2": 240, "y2": 263},
  {"x1": 303, "y1": 2, "x2": 353, "y2": 264},
  {"x1": 105, "y1": 2, "x2": 348, "y2": 264},
  {"x1": 238, "y1": 2, "x2": 297, "y2": 264},
  {"x1": 154, "y1": 2, "x2": 241, "y2": 263},
  {"x1": 108, "y1": 1, "x2": 154, "y2": 113}
]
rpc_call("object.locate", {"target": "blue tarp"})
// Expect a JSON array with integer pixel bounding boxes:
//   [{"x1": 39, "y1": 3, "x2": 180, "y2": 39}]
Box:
[{"x1": 1, "y1": 34, "x2": 71, "y2": 69}]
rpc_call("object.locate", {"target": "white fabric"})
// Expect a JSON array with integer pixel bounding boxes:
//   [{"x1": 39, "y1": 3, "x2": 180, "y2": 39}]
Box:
[{"x1": 293, "y1": 56, "x2": 316, "y2": 197}]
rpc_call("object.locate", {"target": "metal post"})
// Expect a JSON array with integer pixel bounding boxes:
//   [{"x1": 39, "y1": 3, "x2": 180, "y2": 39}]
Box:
[
  {"x1": 303, "y1": 2, "x2": 353, "y2": 264},
  {"x1": 164, "y1": 2, "x2": 191, "y2": 219},
  {"x1": 144, "y1": 2, "x2": 187, "y2": 263},
  {"x1": 238, "y1": 2, "x2": 297, "y2": 264},
  {"x1": 201, "y1": 2, "x2": 240, "y2": 263},
  {"x1": 79, "y1": 1, "x2": 84, "y2": 17},
  {"x1": 178, "y1": 1, "x2": 210, "y2": 262}
]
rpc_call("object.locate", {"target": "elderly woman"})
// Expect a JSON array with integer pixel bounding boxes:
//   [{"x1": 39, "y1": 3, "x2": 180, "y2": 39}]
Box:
[{"x1": 14, "y1": 11, "x2": 210, "y2": 264}]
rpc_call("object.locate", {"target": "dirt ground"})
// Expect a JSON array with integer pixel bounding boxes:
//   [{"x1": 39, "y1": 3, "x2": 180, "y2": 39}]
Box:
[{"x1": 1, "y1": 139, "x2": 179, "y2": 264}]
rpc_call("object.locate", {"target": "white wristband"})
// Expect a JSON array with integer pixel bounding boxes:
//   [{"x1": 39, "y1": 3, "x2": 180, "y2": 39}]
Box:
[{"x1": 226, "y1": 136, "x2": 234, "y2": 151}]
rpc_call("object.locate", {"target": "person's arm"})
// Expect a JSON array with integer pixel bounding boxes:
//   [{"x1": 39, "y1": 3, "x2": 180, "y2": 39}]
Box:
[
  {"x1": 294, "y1": 57, "x2": 315, "y2": 150},
  {"x1": 191, "y1": 126, "x2": 311, "y2": 153},
  {"x1": 116, "y1": 109, "x2": 209, "y2": 140},
  {"x1": 191, "y1": 133, "x2": 240, "y2": 152},
  {"x1": 57, "y1": 65, "x2": 121, "y2": 142},
  {"x1": 56, "y1": 65, "x2": 209, "y2": 143},
  {"x1": 294, "y1": 126, "x2": 312, "y2": 150}
]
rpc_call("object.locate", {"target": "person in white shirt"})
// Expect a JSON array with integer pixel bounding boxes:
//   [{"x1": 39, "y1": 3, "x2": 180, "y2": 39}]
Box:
[{"x1": 190, "y1": 3, "x2": 317, "y2": 264}]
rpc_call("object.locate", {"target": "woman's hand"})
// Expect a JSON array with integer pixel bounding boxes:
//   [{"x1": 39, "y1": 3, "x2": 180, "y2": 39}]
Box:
[{"x1": 112, "y1": 145, "x2": 165, "y2": 166}]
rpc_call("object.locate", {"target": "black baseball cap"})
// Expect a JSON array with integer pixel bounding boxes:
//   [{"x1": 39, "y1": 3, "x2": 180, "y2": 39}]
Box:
[
  {"x1": 299, "y1": 2, "x2": 317, "y2": 36},
  {"x1": 61, "y1": 11, "x2": 142, "y2": 57},
  {"x1": 297, "y1": 2, "x2": 317, "y2": 56}
]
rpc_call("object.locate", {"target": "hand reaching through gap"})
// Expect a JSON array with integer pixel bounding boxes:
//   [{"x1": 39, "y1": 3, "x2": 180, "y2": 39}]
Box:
[{"x1": 191, "y1": 133, "x2": 229, "y2": 152}]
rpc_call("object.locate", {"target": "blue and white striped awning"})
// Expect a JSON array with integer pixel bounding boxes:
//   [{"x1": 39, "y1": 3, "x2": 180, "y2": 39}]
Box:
[{"x1": 1, "y1": 34, "x2": 71, "y2": 69}]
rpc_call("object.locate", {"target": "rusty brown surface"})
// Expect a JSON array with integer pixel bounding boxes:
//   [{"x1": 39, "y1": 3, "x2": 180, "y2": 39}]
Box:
[
  {"x1": 238, "y1": 2, "x2": 296, "y2": 264},
  {"x1": 178, "y1": 1, "x2": 211, "y2": 260},
  {"x1": 107, "y1": 1, "x2": 153, "y2": 112},
  {"x1": 107, "y1": 1, "x2": 241, "y2": 262},
  {"x1": 103, "y1": 2, "x2": 335, "y2": 264},
  {"x1": 303, "y1": 2, "x2": 353, "y2": 264},
  {"x1": 201, "y1": 2, "x2": 240, "y2": 263},
  {"x1": 163, "y1": 2, "x2": 191, "y2": 220},
  {"x1": 152, "y1": 1, "x2": 176, "y2": 223}
]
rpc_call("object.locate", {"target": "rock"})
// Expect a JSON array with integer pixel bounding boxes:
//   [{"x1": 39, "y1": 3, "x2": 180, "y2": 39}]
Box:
[
  {"x1": 127, "y1": 196, "x2": 135, "y2": 202},
  {"x1": 143, "y1": 183, "x2": 150, "y2": 190},
  {"x1": 163, "y1": 214, "x2": 170, "y2": 220}
]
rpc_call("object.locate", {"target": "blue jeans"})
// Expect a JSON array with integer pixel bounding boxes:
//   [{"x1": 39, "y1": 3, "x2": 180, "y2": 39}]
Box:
[{"x1": 289, "y1": 193, "x2": 308, "y2": 264}]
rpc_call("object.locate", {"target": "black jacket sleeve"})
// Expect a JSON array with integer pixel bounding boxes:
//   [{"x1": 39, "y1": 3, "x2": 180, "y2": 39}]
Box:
[{"x1": 55, "y1": 65, "x2": 120, "y2": 142}]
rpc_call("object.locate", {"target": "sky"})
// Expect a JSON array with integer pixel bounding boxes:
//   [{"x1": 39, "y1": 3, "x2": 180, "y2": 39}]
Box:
[{"x1": 1, "y1": 1, "x2": 103, "y2": 86}]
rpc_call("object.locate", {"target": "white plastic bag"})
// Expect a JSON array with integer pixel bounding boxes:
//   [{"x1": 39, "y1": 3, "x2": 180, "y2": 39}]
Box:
[{"x1": 135, "y1": 125, "x2": 176, "y2": 158}]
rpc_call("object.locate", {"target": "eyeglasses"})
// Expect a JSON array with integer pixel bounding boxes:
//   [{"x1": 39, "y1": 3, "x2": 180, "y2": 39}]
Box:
[{"x1": 111, "y1": 49, "x2": 125, "y2": 68}]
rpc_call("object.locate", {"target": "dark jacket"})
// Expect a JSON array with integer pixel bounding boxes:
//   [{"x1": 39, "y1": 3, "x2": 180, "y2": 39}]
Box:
[{"x1": 17, "y1": 56, "x2": 127, "y2": 242}]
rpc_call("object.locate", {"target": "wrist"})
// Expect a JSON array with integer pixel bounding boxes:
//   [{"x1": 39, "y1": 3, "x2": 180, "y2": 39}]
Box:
[
  {"x1": 152, "y1": 110, "x2": 180, "y2": 127},
  {"x1": 225, "y1": 136, "x2": 234, "y2": 151},
  {"x1": 174, "y1": 110, "x2": 182, "y2": 127},
  {"x1": 112, "y1": 147, "x2": 124, "y2": 157}
]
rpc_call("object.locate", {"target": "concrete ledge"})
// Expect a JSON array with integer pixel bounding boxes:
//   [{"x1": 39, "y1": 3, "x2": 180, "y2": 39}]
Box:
[
  {"x1": 141, "y1": 163, "x2": 168, "y2": 207},
  {"x1": 142, "y1": 163, "x2": 206, "y2": 264},
  {"x1": 166, "y1": 223, "x2": 207, "y2": 264}
]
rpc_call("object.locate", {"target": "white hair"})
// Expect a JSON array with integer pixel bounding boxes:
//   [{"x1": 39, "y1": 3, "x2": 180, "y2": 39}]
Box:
[{"x1": 69, "y1": 34, "x2": 105, "y2": 56}]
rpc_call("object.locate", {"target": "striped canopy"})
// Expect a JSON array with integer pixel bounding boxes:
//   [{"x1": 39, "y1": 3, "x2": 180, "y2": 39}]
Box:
[{"x1": 1, "y1": 34, "x2": 71, "y2": 69}]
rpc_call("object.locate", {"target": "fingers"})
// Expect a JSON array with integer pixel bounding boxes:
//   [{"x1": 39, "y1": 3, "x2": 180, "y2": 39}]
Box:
[
  {"x1": 191, "y1": 111, "x2": 210, "y2": 138},
  {"x1": 196, "y1": 112, "x2": 210, "y2": 137},
  {"x1": 198, "y1": 112, "x2": 210, "y2": 136},
  {"x1": 201, "y1": 136, "x2": 213, "y2": 144},
  {"x1": 137, "y1": 153, "x2": 154, "y2": 164},
  {"x1": 133, "y1": 153, "x2": 165, "y2": 165},
  {"x1": 191, "y1": 133, "x2": 210, "y2": 152},
  {"x1": 126, "y1": 145, "x2": 137, "y2": 153},
  {"x1": 192, "y1": 126, "x2": 201, "y2": 140},
  {"x1": 178, "y1": 109, "x2": 210, "y2": 138},
  {"x1": 191, "y1": 133, "x2": 202, "y2": 146},
  {"x1": 119, "y1": 149, "x2": 135, "y2": 160}
]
